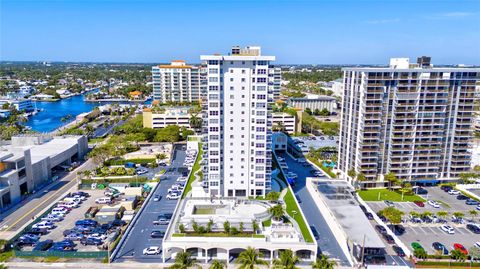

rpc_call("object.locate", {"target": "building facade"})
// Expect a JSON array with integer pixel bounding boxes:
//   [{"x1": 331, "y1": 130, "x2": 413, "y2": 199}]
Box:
[
  {"x1": 201, "y1": 46, "x2": 275, "y2": 197},
  {"x1": 287, "y1": 96, "x2": 337, "y2": 112},
  {"x1": 272, "y1": 112, "x2": 300, "y2": 134},
  {"x1": 339, "y1": 57, "x2": 479, "y2": 187},
  {"x1": 152, "y1": 61, "x2": 205, "y2": 103},
  {"x1": 142, "y1": 107, "x2": 191, "y2": 129},
  {"x1": 0, "y1": 135, "x2": 88, "y2": 209}
]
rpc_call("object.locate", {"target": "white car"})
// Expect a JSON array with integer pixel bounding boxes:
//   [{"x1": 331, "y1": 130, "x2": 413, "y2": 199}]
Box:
[
  {"x1": 143, "y1": 246, "x2": 161, "y2": 255},
  {"x1": 166, "y1": 193, "x2": 180, "y2": 200},
  {"x1": 287, "y1": 172, "x2": 298, "y2": 179},
  {"x1": 440, "y1": 225, "x2": 455, "y2": 234},
  {"x1": 176, "y1": 177, "x2": 187, "y2": 182},
  {"x1": 277, "y1": 157, "x2": 285, "y2": 162},
  {"x1": 475, "y1": 242, "x2": 480, "y2": 248},
  {"x1": 448, "y1": 190, "x2": 460, "y2": 195},
  {"x1": 88, "y1": 233, "x2": 107, "y2": 241},
  {"x1": 41, "y1": 214, "x2": 63, "y2": 222},
  {"x1": 32, "y1": 221, "x2": 54, "y2": 230},
  {"x1": 477, "y1": 205, "x2": 480, "y2": 211},
  {"x1": 428, "y1": 200, "x2": 440, "y2": 208}
]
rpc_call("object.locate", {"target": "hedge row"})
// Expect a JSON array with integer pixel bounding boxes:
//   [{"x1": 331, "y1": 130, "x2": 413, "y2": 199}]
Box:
[{"x1": 417, "y1": 261, "x2": 480, "y2": 267}]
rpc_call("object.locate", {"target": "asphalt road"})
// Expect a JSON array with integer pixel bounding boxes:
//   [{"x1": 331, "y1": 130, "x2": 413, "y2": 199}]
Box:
[
  {"x1": 112, "y1": 145, "x2": 187, "y2": 262},
  {"x1": 0, "y1": 159, "x2": 95, "y2": 240},
  {"x1": 277, "y1": 152, "x2": 350, "y2": 266}
]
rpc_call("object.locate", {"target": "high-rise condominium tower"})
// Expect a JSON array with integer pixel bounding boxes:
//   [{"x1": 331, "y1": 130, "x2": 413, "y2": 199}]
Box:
[
  {"x1": 201, "y1": 46, "x2": 275, "y2": 197},
  {"x1": 152, "y1": 60, "x2": 205, "y2": 103},
  {"x1": 339, "y1": 57, "x2": 479, "y2": 187}
]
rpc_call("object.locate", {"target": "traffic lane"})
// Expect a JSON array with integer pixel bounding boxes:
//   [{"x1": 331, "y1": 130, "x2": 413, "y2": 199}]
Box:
[
  {"x1": 0, "y1": 159, "x2": 95, "y2": 236},
  {"x1": 278, "y1": 152, "x2": 350, "y2": 265}
]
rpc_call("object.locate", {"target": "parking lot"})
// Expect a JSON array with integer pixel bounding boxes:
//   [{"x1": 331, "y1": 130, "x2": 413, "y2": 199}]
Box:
[
  {"x1": 17, "y1": 189, "x2": 122, "y2": 252},
  {"x1": 112, "y1": 144, "x2": 188, "y2": 262},
  {"x1": 367, "y1": 186, "x2": 480, "y2": 254}
]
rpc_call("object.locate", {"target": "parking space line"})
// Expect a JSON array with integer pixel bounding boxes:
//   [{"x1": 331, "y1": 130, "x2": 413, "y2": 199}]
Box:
[{"x1": 456, "y1": 228, "x2": 466, "y2": 235}]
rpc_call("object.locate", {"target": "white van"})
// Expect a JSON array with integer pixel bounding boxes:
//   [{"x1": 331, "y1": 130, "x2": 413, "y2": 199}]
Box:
[
  {"x1": 64, "y1": 197, "x2": 82, "y2": 203},
  {"x1": 57, "y1": 201, "x2": 79, "y2": 208},
  {"x1": 95, "y1": 197, "x2": 112, "y2": 204}
]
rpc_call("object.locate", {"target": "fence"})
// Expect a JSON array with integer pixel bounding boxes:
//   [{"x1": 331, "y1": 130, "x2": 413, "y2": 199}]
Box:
[{"x1": 14, "y1": 250, "x2": 108, "y2": 259}]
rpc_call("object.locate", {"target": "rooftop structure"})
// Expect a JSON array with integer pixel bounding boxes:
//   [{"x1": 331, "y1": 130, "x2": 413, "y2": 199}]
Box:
[
  {"x1": 142, "y1": 106, "x2": 192, "y2": 129},
  {"x1": 162, "y1": 197, "x2": 317, "y2": 264}
]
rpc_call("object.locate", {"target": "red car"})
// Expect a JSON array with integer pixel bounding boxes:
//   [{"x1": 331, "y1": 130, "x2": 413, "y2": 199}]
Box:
[
  {"x1": 414, "y1": 201, "x2": 425, "y2": 207},
  {"x1": 454, "y1": 243, "x2": 468, "y2": 255}
]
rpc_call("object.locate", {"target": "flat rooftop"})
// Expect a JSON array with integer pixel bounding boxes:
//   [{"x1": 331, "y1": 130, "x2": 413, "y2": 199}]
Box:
[{"x1": 314, "y1": 179, "x2": 385, "y2": 249}]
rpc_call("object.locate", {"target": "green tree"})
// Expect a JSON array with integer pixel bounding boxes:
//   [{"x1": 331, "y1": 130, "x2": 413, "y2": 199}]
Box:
[
  {"x1": 304, "y1": 107, "x2": 312, "y2": 115},
  {"x1": 266, "y1": 191, "x2": 280, "y2": 202},
  {"x1": 319, "y1": 108, "x2": 330, "y2": 116},
  {"x1": 236, "y1": 247, "x2": 268, "y2": 269},
  {"x1": 169, "y1": 250, "x2": 199, "y2": 269},
  {"x1": 450, "y1": 249, "x2": 467, "y2": 262},
  {"x1": 347, "y1": 169, "x2": 356, "y2": 178},
  {"x1": 378, "y1": 207, "x2": 404, "y2": 227},
  {"x1": 239, "y1": 222, "x2": 244, "y2": 234},
  {"x1": 469, "y1": 209, "x2": 478, "y2": 221},
  {"x1": 251, "y1": 220, "x2": 259, "y2": 234},
  {"x1": 436, "y1": 211, "x2": 448, "y2": 220},
  {"x1": 384, "y1": 172, "x2": 399, "y2": 190},
  {"x1": 223, "y1": 221, "x2": 230, "y2": 234},
  {"x1": 356, "y1": 172, "x2": 366, "y2": 181},
  {"x1": 206, "y1": 219, "x2": 214, "y2": 233},
  {"x1": 209, "y1": 260, "x2": 226, "y2": 269},
  {"x1": 269, "y1": 204, "x2": 285, "y2": 221},
  {"x1": 469, "y1": 246, "x2": 480, "y2": 261},
  {"x1": 453, "y1": 212, "x2": 465, "y2": 219},
  {"x1": 179, "y1": 223, "x2": 185, "y2": 233},
  {"x1": 414, "y1": 248, "x2": 428, "y2": 260},
  {"x1": 311, "y1": 254, "x2": 337, "y2": 269},
  {"x1": 272, "y1": 249, "x2": 299, "y2": 269}
]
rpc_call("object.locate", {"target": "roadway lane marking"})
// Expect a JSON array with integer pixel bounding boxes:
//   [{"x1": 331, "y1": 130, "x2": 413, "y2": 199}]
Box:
[
  {"x1": 0, "y1": 172, "x2": 79, "y2": 233},
  {"x1": 456, "y1": 228, "x2": 466, "y2": 235}
]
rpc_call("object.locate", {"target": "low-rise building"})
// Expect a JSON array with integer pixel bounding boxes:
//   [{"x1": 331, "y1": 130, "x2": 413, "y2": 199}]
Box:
[
  {"x1": 272, "y1": 112, "x2": 301, "y2": 134},
  {"x1": 0, "y1": 98, "x2": 35, "y2": 112},
  {"x1": 287, "y1": 96, "x2": 337, "y2": 112},
  {"x1": 142, "y1": 107, "x2": 191, "y2": 129},
  {"x1": 0, "y1": 135, "x2": 88, "y2": 209}
]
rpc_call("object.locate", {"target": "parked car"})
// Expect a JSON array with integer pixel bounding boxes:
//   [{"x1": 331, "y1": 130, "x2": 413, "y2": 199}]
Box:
[
  {"x1": 441, "y1": 185, "x2": 453, "y2": 192},
  {"x1": 51, "y1": 207, "x2": 69, "y2": 215},
  {"x1": 466, "y1": 199, "x2": 479, "y2": 205},
  {"x1": 432, "y1": 242, "x2": 449, "y2": 255},
  {"x1": 33, "y1": 240, "x2": 54, "y2": 251},
  {"x1": 310, "y1": 226, "x2": 319, "y2": 240},
  {"x1": 466, "y1": 224, "x2": 480, "y2": 234},
  {"x1": 64, "y1": 233, "x2": 85, "y2": 241},
  {"x1": 414, "y1": 201, "x2": 425, "y2": 207},
  {"x1": 88, "y1": 233, "x2": 108, "y2": 241},
  {"x1": 166, "y1": 192, "x2": 180, "y2": 200},
  {"x1": 153, "y1": 215, "x2": 170, "y2": 225},
  {"x1": 457, "y1": 195, "x2": 469, "y2": 200},
  {"x1": 81, "y1": 237, "x2": 103, "y2": 246},
  {"x1": 110, "y1": 219, "x2": 126, "y2": 227},
  {"x1": 143, "y1": 246, "x2": 161, "y2": 255},
  {"x1": 375, "y1": 225, "x2": 387, "y2": 234},
  {"x1": 136, "y1": 168, "x2": 148, "y2": 175},
  {"x1": 55, "y1": 240, "x2": 76, "y2": 248},
  {"x1": 153, "y1": 195, "x2": 162, "y2": 202},
  {"x1": 440, "y1": 225, "x2": 455, "y2": 234},
  {"x1": 393, "y1": 245, "x2": 405, "y2": 257},
  {"x1": 365, "y1": 212, "x2": 374, "y2": 220},
  {"x1": 416, "y1": 188, "x2": 428, "y2": 195},
  {"x1": 28, "y1": 228, "x2": 49, "y2": 235},
  {"x1": 453, "y1": 243, "x2": 468, "y2": 255},
  {"x1": 42, "y1": 214, "x2": 64, "y2": 222},
  {"x1": 411, "y1": 242, "x2": 424, "y2": 251},
  {"x1": 427, "y1": 200, "x2": 440, "y2": 208},
  {"x1": 384, "y1": 200, "x2": 395, "y2": 207},
  {"x1": 32, "y1": 221, "x2": 54, "y2": 230},
  {"x1": 448, "y1": 189, "x2": 460, "y2": 195},
  {"x1": 150, "y1": 231, "x2": 165, "y2": 238},
  {"x1": 391, "y1": 225, "x2": 405, "y2": 235},
  {"x1": 75, "y1": 219, "x2": 98, "y2": 227},
  {"x1": 475, "y1": 242, "x2": 480, "y2": 248},
  {"x1": 95, "y1": 197, "x2": 112, "y2": 204},
  {"x1": 295, "y1": 195, "x2": 302, "y2": 203},
  {"x1": 383, "y1": 234, "x2": 395, "y2": 244}
]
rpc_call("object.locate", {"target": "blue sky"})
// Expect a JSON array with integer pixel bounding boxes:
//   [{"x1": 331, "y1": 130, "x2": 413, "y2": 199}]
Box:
[{"x1": 1, "y1": 0, "x2": 479, "y2": 64}]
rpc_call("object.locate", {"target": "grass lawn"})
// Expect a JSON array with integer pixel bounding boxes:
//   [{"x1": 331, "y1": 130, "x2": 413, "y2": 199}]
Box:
[
  {"x1": 283, "y1": 188, "x2": 314, "y2": 243},
  {"x1": 88, "y1": 137, "x2": 106, "y2": 144},
  {"x1": 262, "y1": 219, "x2": 272, "y2": 227},
  {"x1": 182, "y1": 142, "x2": 203, "y2": 198},
  {"x1": 357, "y1": 189, "x2": 425, "y2": 202}
]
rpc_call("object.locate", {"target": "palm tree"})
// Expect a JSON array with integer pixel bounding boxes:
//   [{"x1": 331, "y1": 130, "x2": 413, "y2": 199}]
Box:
[
  {"x1": 469, "y1": 209, "x2": 478, "y2": 221},
  {"x1": 236, "y1": 247, "x2": 268, "y2": 269},
  {"x1": 272, "y1": 249, "x2": 299, "y2": 269},
  {"x1": 269, "y1": 205, "x2": 285, "y2": 221},
  {"x1": 209, "y1": 259, "x2": 226, "y2": 269},
  {"x1": 311, "y1": 254, "x2": 337, "y2": 269},
  {"x1": 189, "y1": 113, "x2": 202, "y2": 132},
  {"x1": 436, "y1": 211, "x2": 448, "y2": 220},
  {"x1": 169, "y1": 250, "x2": 199, "y2": 269}
]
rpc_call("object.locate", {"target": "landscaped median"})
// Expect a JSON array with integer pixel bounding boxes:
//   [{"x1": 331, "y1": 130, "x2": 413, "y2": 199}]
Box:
[
  {"x1": 172, "y1": 233, "x2": 265, "y2": 238},
  {"x1": 182, "y1": 142, "x2": 203, "y2": 198},
  {"x1": 283, "y1": 188, "x2": 314, "y2": 243},
  {"x1": 357, "y1": 188, "x2": 425, "y2": 202}
]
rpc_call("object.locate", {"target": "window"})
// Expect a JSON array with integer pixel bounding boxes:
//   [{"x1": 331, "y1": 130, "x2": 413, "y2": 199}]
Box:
[
  {"x1": 210, "y1": 158, "x2": 219, "y2": 163},
  {"x1": 256, "y1": 102, "x2": 266, "y2": 108},
  {"x1": 230, "y1": 69, "x2": 234, "y2": 73},
  {"x1": 209, "y1": 86, "x2": 219, "y2": 91},
  {"x1": 257, "y1": 78, "x2": 267, "y2": 83},
  {"x1": 209, "y1": 77, "x2": 218, "y2": 82},
  {"x1": 209, "y1": 119, "x2": 219, "y2": 124},
  {"x1": 230, "y1": 86, "x2": 234, "y2": 90},
  {"x1": 208, "y1": 60, "x2": 219, "y2": 65},
  {"x1": 209, "y1": 68, "x2": 218, "y2": 74},
  {"x1": 209, "y1": 94, "x2": 219, "y2": 100},
  {"x1": 210, "y1": 166, "x2": 219, "y2": 171},
  {"x1": 256, "y1": 111, "x2": 266, "y2": 116},
  {"x1": 257, "y1": 94, "x2": 266, "y2": 99},
  {"x1": 241, "y1": 78, "x2": 246, "y2": 82},
  {"x1": 210, "y1": 151, "x2": 219, "y2": 156},
  {"x1": 242, "y1": 70, "x2": 246, "y2": 74},
  {"x1": 230, "y1": 78, "x2": 234, "y2": 82},
  {"x1": 209, "y1": 102, "x2": 219, "y2": 107},
  {"x1": 230, "y1": 95, "x2": 234, "y2": 99},
  {"x1": 257, "y1": 86, "x2": 266, "y2": 91},
  {"x1": 257, "y1": 69, "x2": 267, "y2": 74},
  {"x1": 209, "y1": 111, "x2": 219, "y2": 116},
  {"x1": 256, "y1": 127, "x2": 265, "y2": 132},
  {"x1": 209, "y1": 127, "x2": 219, "y2": 132}
]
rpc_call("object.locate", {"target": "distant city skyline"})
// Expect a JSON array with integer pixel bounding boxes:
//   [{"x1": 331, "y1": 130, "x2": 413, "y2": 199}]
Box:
[{"x1": 1, "y1": 0, "x2": 479, "y2": 64}]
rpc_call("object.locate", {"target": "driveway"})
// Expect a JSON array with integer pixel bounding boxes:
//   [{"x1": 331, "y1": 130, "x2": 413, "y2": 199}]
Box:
[{"x1": 112, "y1": 144, "x2": 186, "y2": 262}]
